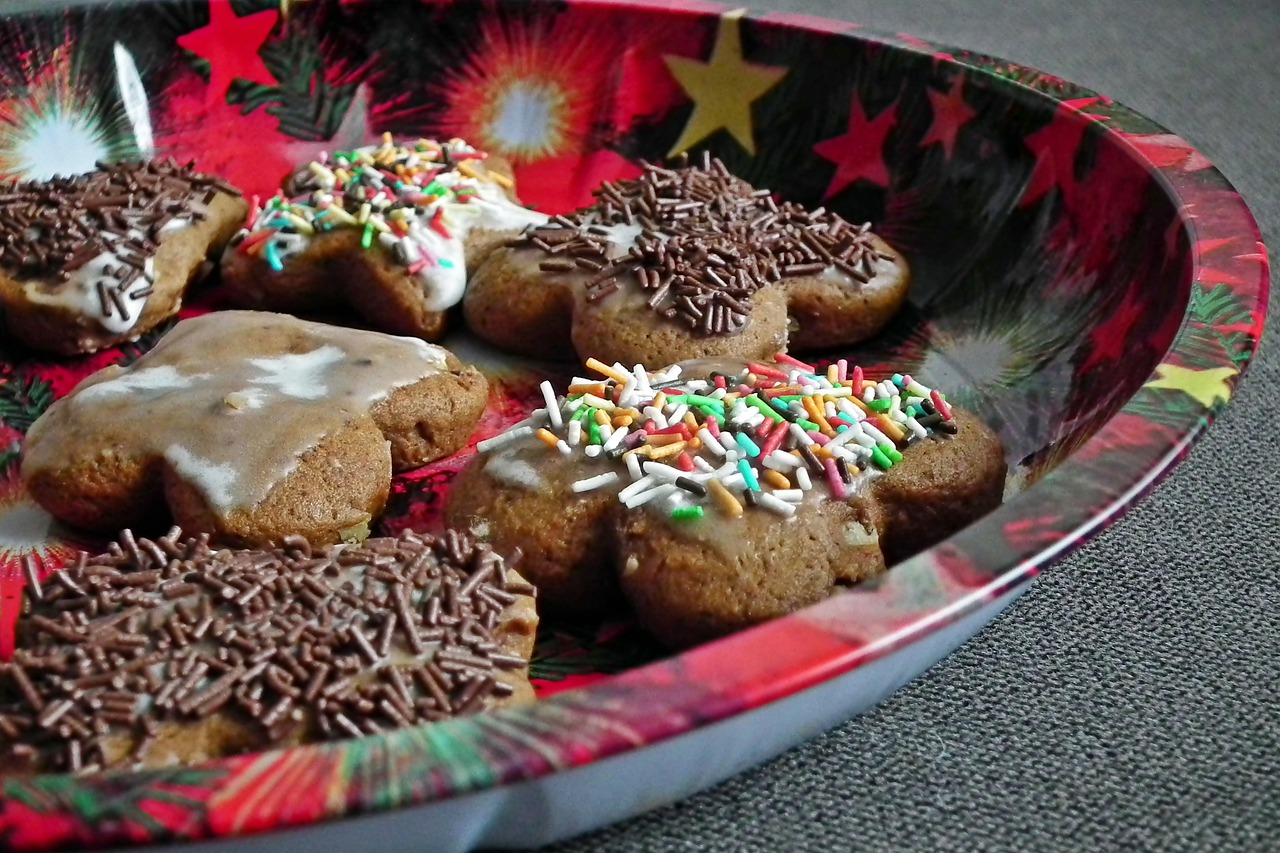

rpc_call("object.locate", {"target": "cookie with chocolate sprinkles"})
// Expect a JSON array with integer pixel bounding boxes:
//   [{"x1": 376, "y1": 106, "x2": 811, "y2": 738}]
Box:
[
  {"x1": 0, "y1": 527, "x2": 537, "y2": 775},
  {"x1": 0, "y1": 158, "x2": 247, "y2": 355},
  {"x1": 464, "y1": 154, "x2": 908, "y2": 366}
]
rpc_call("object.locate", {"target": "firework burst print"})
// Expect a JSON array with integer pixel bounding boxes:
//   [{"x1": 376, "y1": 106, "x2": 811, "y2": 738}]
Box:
[{"x1": 0, "y1": 20, "x2": 141, "y2": 181}]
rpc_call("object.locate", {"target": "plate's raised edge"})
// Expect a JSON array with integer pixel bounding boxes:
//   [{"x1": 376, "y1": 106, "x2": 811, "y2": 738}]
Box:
[{"x1": 0, "y1": 1, "x2": 1268, "y2": 848}]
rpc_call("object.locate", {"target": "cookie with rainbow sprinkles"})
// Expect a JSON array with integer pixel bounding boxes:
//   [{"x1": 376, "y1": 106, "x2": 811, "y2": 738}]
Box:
[
  {"x1": 464, "y1": 154, "x2": 909, "y2": 366},
  {"x1": 447, "y1": 354, "x2": 1005, "y2": 649},
  {"x1": 220, "y1": 135, "x2": 547, "y2": 340}
]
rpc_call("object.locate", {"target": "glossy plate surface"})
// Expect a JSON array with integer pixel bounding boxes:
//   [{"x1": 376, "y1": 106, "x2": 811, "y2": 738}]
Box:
[{"x1": 0, "y1": 0, "x2": 1267, "y2": 848}]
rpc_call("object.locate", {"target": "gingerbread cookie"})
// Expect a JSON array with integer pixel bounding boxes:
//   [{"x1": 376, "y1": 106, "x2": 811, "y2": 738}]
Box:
[
  {"x1": 21, "y1": 310, "x2": 488, "y2": 547},
  {"x1": 0, "y1": 528, "x2": 537, "y2": 775},
  {"x1": 448, "y1": 355, "x2": 1005, "y2": 648},
  {"x1": 464, "y1": 157, "x2": 909, "y2": 366},
  {"x1": 220, "y1": 137, "x2": 548, "y2": 340},
  {"x1": 0, "y1": 159, "x2": 246, "y2": 355}
]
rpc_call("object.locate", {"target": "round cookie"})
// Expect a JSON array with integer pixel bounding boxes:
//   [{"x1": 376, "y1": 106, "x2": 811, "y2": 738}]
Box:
[
  {"x1": 0, "y1": 159, "x2": 247, "y2": 355},
  {"x1": 447, "y1": 356, "x2": 1005, "y2": 648},
  {"x1": 220, "y1": 137, "x2": 547, "y2": 340},
  {"x1": 464, "y1": 157, "x2": 909, "y2": 366},
  {"x1": 21, "y1": 310, "x2": 488, "y2": 547},
  {"x1": 0, "y1": 528, "x2": 537, "y2": 775}
]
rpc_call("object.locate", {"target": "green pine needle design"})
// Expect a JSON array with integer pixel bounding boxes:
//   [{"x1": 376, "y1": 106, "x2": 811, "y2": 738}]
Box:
[
  {"x1": 0, "y1": 369, "x2": 53, "y2": 433},
  {"x1": 530, "y1": 622, "x2": 666, "y2": 682}
]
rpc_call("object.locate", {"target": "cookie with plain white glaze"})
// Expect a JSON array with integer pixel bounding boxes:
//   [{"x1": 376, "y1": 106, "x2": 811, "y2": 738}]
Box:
[
  {"x1": 220, "y1": 137, "x2": 547, "y2": 340},
  {"x1": 0, "y1": 528, "x2": 537, "y2": 775},
  {"x1": 447, "y1": 355, "x2": 1004, "y2": 648},
  {"x1": 21, "y1": 310, "x2": 487, "y2": 547},
  {"x1": 0, "y1": 159, "x2": 247, "y2": 355},
  {"x1": 464, "y1": 157, "x2": 908, "y2": 366}
]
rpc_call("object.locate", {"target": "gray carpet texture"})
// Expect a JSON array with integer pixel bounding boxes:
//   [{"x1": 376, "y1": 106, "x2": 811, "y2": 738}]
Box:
[{"x1": 544, "y1": 1, "x2": 1280, "y2": 851}]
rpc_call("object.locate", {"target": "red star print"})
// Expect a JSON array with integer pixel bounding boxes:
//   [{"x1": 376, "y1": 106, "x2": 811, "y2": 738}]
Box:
[
  {"x1": 813, "y1": 96, "x2": 898, "y2": 200},
  {"x1": 1081, "y1": 289, "x2": 1145, "y2": 372},
  {"x1": 1019, "y1": 97, "x2": 1109, "y2": 210},
  {"x1": 1117, "y1": 132, "x2": 1213, "y2": 172},
  {"x1": 920, "y1": 78, "x2": 975, "y2": 160},
  {"x1": 177, "y1": 0, "x2": 279, "y2": 101}
]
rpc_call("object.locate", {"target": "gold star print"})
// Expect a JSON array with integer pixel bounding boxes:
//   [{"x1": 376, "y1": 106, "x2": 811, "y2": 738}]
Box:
[
  {"x1": 1144, "y1": 363, "x2": 1237, "y2": 408},
  {"x1": 663, "y1": 10, "x2": 788, "y2": 158}
]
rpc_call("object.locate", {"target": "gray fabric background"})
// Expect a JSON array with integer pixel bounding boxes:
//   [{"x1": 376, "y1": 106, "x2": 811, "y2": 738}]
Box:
[{"x1": 545, "y1": 0, "x2": 1280, "y2": 850}]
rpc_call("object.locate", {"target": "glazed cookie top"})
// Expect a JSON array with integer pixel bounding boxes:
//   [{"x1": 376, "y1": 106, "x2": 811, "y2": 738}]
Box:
[
  {"x1": 23, "y1": 310, "x2": 452, "y2": 515},
  {"x1": 235, "y1": 136, "x2": 548, "y2": 311},
  {"x1": 1, "y1": 528, "x2": 535, "y2": 774},
  {"x1": 517, "y1": 156, "x2": 900, "y2": 336},
  {"x1": 0, "y1": 159, "x2": 241, "y2": 334},
  {"x1": 475, "y1": 353, "x2": 958, "y2": 526}
]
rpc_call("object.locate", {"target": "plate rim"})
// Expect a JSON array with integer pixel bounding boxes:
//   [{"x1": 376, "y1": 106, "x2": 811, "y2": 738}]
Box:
[{"x1": 0, "y1": 0, "x2": 1268, "y2": 847}]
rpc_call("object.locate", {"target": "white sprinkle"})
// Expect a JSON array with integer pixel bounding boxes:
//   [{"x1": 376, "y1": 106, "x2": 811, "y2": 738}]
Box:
[
  {"x1": 905, "y1": 395, "x2": 924, "y2": 408},
  {"x1": 861, "y1": 422, "x2": 891, "y2": 445},
  {"x1": 667, "y1": 403, "x2": 688, "y2": 424},
  {"x1": 717, "y1": 432, "x2": 739, "y2": 455},
  {"x1": 625, "y1": 453, "x2": 644, "y2": 480},
  {"x1": 572, "y1": 471, "x2": 618, "y2": 492},
  {"x1": 863, "y1": 387, "x2": 876, "y2": 403},
  {"x1": 623, "y1": 483, "x2": 676, "y2": 508},
  {"x1": 905, "y1": 415, "x2": 928, "y2": 440},
  {"x1": 585, "y1": 445, "x2": 602, "y2": 458},
  {"x1": 567, "y1": 420, "x2": 583, "y2": 447},
  {"x1": 710, "y1": 387, "x2": 728, "y2": 399},
  {"x1": 829, "y1": 445, "x2": 858, "y2": 462},
  {"x1": 699, "y1": 429, "x2": 725, "y2": 456},
  {"x1": 796, "y1": 467, "x2": 813, "y2": 490},
  {"x1": 889, "y1": 396, "x2": 902, "y2": 418},
  {"x1": 565, "y1": 397, "x2": 585, "y2": 412},
  {"x1": 722, "y1": 473, "x2": 747, "y2": 490},
  {"x1": 827, "y1": 424, "x2": 864, "y2": 449},
  {"x1": 825, "y1": 401, "x2": 838, "y2": 419},
  {"x1": 604, "y1": 426, "x2": 631, "y2": 453},
  {"x1": 837, "y1": 399, "x2": 865, "y2": 421},
  {"x1": 540, "y1": 381, "x2": 562, "y2": 429},
  {"x1": 599, "y1": 424, "x2": 614, "y2": 442},
  {"x1": 772, "y1": 489, "x2": 805, "y2": 502},
  {"x1": 476, "y1": 426, "x2": 533, "y2": 453},
  {"x1": 763, "y1": 450, "x2": 802, "y2": 471},
  {"x1": 906, "y1": 380, "x2": 932, "y2": 398},
  {"x1": 642, "y1": 461, "x2": 683, "y2": 482},
  {"x1": 790, "y1": 422, "x2": 815, "y2": 446},
  {"x1": 556, "y1": 440, "x2": 572, "y2": 456},
  {"x1": 619, "y1": 474, "x2": 657, "y2": 501},
  {"x1": 618, "y1": 375, "x2": 638, "y2": 408},
  {"x1": 756, "y1": 492, "x2": 797, "y2": 517},
  {"x1": 825, "y1": 386, "x2": 854, "y2": 398},
  {"x1": 642, "y1": 406, "x2": 668, "y2": 429},
  {"x1": 634, "y1": 366, "x2": 653, "y2": 395}
]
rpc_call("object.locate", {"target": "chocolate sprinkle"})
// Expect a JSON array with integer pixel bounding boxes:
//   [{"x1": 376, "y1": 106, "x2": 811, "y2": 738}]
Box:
[
  {"x1": 0, "y1": 159, "x2": 240, "y2": 320},
  {"x1": 1, "y1": 528, "x2": 534, "y2": 774},
  {"x1": 517, "y1": 154, "x2": 895, "y2": 336}
]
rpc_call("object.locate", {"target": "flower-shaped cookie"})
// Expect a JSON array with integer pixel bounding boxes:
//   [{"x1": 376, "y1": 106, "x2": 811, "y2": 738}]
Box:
[{"x1": 22, "y1": 310, "x2": 488, "y2": 546}]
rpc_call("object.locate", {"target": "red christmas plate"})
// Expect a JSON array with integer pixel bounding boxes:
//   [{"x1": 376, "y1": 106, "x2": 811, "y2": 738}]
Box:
[{"x1": 0, "y1": 0, "x2": 1267, "y2": 849}]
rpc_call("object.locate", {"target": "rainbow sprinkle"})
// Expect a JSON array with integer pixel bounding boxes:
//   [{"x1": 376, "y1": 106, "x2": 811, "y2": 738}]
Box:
[
  {"x1": 232, "y1": 136, "x2": 545, "y2": 310},
  {"x1": 477, "y1": 355, "x2": 958, "y2": 520}
]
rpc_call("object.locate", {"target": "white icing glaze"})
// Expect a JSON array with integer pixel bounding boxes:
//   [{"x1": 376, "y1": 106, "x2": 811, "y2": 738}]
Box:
[
  {"x1": 24, "y1": 311, "x2": 452, "y2": 515},
  {"x1": 246, "y1": 140, "x2": 548, "y2": 313}
]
